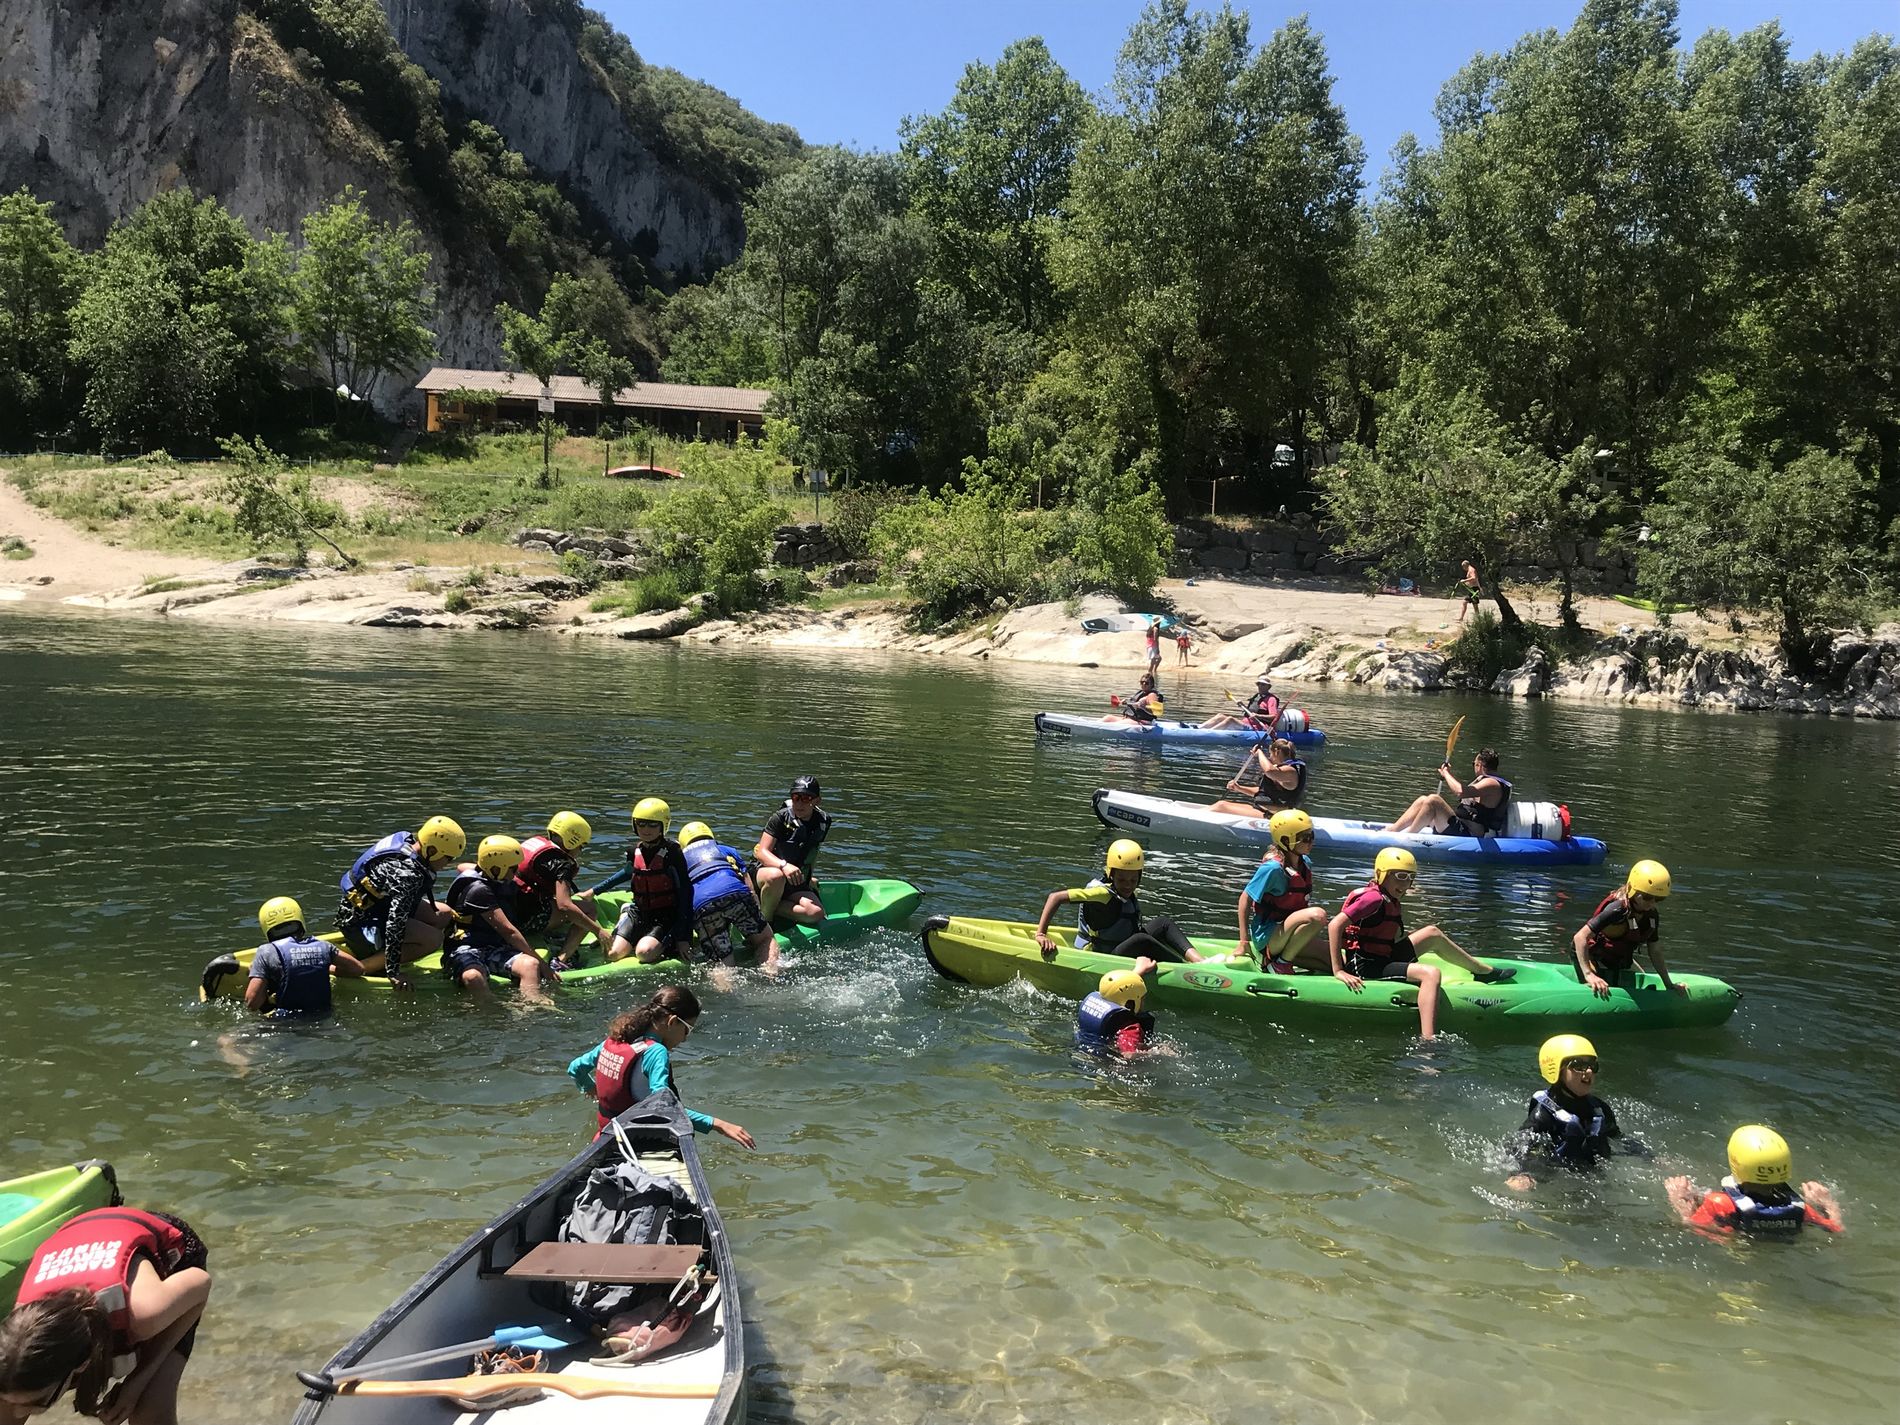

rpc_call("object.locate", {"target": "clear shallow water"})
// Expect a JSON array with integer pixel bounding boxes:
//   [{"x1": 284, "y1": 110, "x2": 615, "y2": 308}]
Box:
[{"x1": 2, "y1": 610, "x2": 1898, "y2": 1424}]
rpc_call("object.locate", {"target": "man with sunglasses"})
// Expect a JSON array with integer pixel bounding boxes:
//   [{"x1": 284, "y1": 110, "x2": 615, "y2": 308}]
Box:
[
  {"x1": 751, "y1": 775, "x2": 831, "y2": 927},
  {"x1": 1572, "y1": 859, "x2": 1684, "y2": 997}
]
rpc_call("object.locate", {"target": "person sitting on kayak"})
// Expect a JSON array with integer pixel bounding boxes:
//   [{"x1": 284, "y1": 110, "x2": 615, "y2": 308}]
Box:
[
  {"x1": 1103, "y1": 673, "x2": 1165, "y2": 725},
  {"x1": 444, "y1": 835, "x2": 556, "y2": 1002},
  {"x1": 678, "y1": 821, "x2": 779, "y2": 974},
  {"x1": 567, "y1": 985, "x2": 755, "y2": 1150},
  {"x1": 1327, "y1": 847, "x2": 1515, "y2": 1039},
  {"x1": 334, "y1": 815, "x2": 464, "y2": 988},
  {"x1": 244, "y1": 895, "x2": 365, "y2": 1019},
  {"x1": 0, "y1": 1206, "x2": 211, "y2": 1425},
  {"x1": 608, "y1": 799, "x2": 694, "y2": 964},
  {"x1": 1383, "y1": 748, "x2": 1511, "y2": 837},
  {"x1": 1210, "y1": 736, "x2": 1306, "y2": 816},
  {"x1": 1075, "y1": 967, "x2": 1159, "y2": 1056},
  {"x1": 1033, "y1": 839, "x2": 1207, "y2": 964},
  {"x1": 751, "y1": 776, "x2": 831, "y2": 927},
  {"x1": 1200, "y1": 674, "x2": 1281, "y2": 730},
  {"x1": 1504, "y1": 1035, "x2": 1649, "y2": 1191},
  {"x1": 1573, "y1": 859, "x2": 1685, "y2": 998},
  {"x1": 1237, "y1": 810, "x2": 1330, "y2": 973},
  {"x1": 1665, "y1": 1126, "x2": 1843, "y2": 1238},
  {"x1": 510, "y1": 811, "x2": 613, "y2": 969}
]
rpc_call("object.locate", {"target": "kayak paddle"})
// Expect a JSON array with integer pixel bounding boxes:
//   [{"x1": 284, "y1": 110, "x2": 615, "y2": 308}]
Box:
[
  {"x1": 303, "y1": 1373, "x2": 719, "y2": 1402},
  {"x1": 298, "y1": 1322, "x2": 584, "y2": 1392},
  {"x1": 1444, "y1": 715, "x2": 1466, "y2": 766}
]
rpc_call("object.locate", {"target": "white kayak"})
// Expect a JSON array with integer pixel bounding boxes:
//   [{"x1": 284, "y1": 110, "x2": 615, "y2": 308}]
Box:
[
  {"x1": 1035, "y1": 710, "x2": 1327, "y2": 747},
  {"x1": 1090, "y1": 788, "x2": 1606, "y2": 866}
]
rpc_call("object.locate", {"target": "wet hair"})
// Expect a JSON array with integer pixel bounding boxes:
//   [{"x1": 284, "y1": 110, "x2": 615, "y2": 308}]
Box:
[
  {"x1": 1475, "y1": 747, "x2": 1501, "y2": 772},
  {"x1": 0, "y1": 1290, "x2": 112, "y2": 1416},
  {"x1": 607, "y1": 984, "x2": 702, "y2": 1044}
]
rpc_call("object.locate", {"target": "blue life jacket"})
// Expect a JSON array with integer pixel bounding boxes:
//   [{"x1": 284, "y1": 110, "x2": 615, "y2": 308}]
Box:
[
  {"x1": 1719, "y1": 1177, "x2": 1808, "y2": 1235},
  {"x1": 682, "y1": 838, "x2": 749, "y2": 907},
  {"x1": 1074, "y1": 991, "x2": 1155, "y2": 1053},
  {"x1": 339, "y1": 832, "x2": 429, "y2": 909},
  {"x1": 1531, "y1": 1089, "x2": 1610, "y2": 1165},
  {"x1": 256, "y1": 934, "x2": 336, "y2": 1018}
]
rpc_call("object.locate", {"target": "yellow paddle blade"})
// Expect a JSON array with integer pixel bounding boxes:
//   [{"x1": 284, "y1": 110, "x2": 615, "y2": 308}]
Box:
[{"x1": 1445, "y1": 715, "x2": 1466, "y2": 763}]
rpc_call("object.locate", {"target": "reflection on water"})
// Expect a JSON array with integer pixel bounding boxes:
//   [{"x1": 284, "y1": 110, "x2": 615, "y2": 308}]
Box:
[{"x1": 3, "y1": 611, "x2": 1899, "y2": 1424}]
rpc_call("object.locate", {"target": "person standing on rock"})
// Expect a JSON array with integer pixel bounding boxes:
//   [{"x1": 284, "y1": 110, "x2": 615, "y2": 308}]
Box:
[
  {"x1": 1383, "y1": 749, "x2": 1511, "y2": 837},
  {"x1": 1144, "y1": 617, "x2": 1163, "y2": 678},
  {"x1": 1457, "y1": 559, "x2": 1482, "y2": 623}
]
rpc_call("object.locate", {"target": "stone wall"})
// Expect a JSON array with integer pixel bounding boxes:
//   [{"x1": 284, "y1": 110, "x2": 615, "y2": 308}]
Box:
[{"x1": 770, "y1": 522, "x2": 844, "y2": 567}]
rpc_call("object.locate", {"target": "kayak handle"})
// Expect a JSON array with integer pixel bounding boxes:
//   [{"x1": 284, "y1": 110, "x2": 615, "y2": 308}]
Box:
[{"x1": 1244, "y1": 982, "x2": 1297, "y2": 999}]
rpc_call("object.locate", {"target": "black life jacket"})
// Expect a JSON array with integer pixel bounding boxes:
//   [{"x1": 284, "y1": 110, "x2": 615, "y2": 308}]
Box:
[
  {"x1": 1530, "y1": 1089, "x2": 1611, "y2": 1165},
  {"x1": 446, "y1": 870, "x2": 518, "y2": 949},
  {"x1": 1075, "y1": 881, "x2": 1141, "y2": 953},
  {"x1": 1718, "y1": 1177, "x2": 1808, "y2": 1235},
  {"x1": 1456, "y1": 775, "x2": 1512, "y2": 835},
  {"x1": 1254, "y1": 758, "x2": 1307, "y2": 807},
  {"x1": 1583, "y1": 891, "x2": 1659, "y2": 970},
  {"x1": 765, "y1": 805, "x2": 832, "y2": 870}
]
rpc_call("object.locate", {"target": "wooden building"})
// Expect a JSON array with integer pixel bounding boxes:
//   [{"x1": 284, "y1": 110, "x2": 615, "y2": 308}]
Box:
[{"x1": 415, "y1": 368, "x2": 772, "y2": 442}]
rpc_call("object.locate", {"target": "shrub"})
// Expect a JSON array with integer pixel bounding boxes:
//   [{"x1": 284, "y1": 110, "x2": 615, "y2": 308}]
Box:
[
  {"x1": 872, "y1": 472, "x2": 1057, "y2": 628},
  {"x1": 443, "y1": 587, "x2": 473, "y2": 613},
  {"x1": 822, "y1": 483, "x2": 908, "y2": 560},
  {"x1": 559, "y1": 550, "x2": 603, "y2": 589},
  {"x1": 1442, "y1": 608, "x2": 1533, "y2": 684},
  {"x1": 405, "y1": 573, "x2": 436, "y2": 592}
]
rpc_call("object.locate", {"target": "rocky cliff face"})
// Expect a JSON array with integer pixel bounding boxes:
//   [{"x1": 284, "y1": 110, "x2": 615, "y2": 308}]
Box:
[{"x1": 0, "y1": 0, "x2": 759, "y2": 392}]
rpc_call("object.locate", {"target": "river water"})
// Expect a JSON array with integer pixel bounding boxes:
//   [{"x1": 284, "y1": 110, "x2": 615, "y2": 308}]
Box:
[{"x1": 3, "y1": 610, "x2": 1897, "y2": 1424}]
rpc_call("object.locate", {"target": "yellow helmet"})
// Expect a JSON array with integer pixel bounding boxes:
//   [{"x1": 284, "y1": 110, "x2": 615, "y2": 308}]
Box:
[
  {"x1": 417, "y1": 815, "x2": 466, "y2": 863},
  {"x1": 1537, "y1": 1033, "x2": 1598, "y2": 1085},
  {"x1": 1099, "y1": 969, "x2": 1147, "y2": 1010},
  {"x1": 546, "y1": 810, "x2": 592, "y2": 852},
  {"x1": 477, "y1": 834, "x2": 523, "y2": 880},
  {"x1": 631, "y1": 797, "x2": 671, "y2": 832},
  {"x1": 258, "y1": 895, "x2": 304, "y2": 938},
  {"x1": 1627, "y1": 859, "x2": 1672, "y2": 899},
  {"x1": 678, "y1": 821, "x2": 713, "y2": 847},
  {"x1": 1105, "y1": 839, "x2": 1146, "y2": 874},
  {"x1": 1727, "y1": 1125, "x2": 1792, "y2": 1185},
  {"x1": 1268, "y1": 809, "x2": 1313, "y2": 853},
  {"x1": 1374, "y1": 846, "x2": 1417, "y2": 884}
]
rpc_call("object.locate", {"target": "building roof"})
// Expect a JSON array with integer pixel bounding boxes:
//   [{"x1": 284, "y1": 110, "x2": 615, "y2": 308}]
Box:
[{"x1": 415, "y1": 367, "x2": 773, "y2": 417}]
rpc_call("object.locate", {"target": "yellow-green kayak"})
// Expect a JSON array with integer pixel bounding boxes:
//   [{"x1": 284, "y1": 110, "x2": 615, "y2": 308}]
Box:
[{"x1": 1, "y1": 1160, "x2": 121, "y2": 1309}]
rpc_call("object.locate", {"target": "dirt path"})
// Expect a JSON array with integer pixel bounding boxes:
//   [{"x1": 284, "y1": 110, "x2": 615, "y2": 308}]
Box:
[{"x1": 0, "y1": 480, "x2": 219, "y2": 602}]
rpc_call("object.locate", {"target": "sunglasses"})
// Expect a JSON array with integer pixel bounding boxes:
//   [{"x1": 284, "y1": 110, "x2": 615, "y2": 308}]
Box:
[
  {"x1": 1294, "y1": 831, "x2": 1315, "y2": 843},
  {"x1": 634, "y1": 819, "x2": 663, "y2": 829},
  {"x1": 1563, "y1": 1057, "x2": 1599, "y2": 1073},
  {"x1": 673, "y1": 1013, "x2": 696, "y2": 1038}
]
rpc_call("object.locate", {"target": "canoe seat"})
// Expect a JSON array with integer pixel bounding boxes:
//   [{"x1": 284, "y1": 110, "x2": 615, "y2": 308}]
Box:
[{"x1": 501, "y1": 1242, "x2": 702, "y2": 1284}]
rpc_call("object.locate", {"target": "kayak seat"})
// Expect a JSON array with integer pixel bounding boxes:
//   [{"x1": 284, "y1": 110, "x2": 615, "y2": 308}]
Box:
[
  {"x1": 500, "y1": 1241, "x2": 703, "y2": 1284},
  {"x1": 0, "y1": 1193, "x2": 37, "y2": 1228}
]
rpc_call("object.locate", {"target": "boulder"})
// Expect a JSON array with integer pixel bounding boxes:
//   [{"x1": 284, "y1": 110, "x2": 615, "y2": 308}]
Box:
[
  {"x1": 1491, "y1": 645, "x2": 1550, "y2": 697},
  {"x1": 1382, "y1": 650, "x2": 1448, "y2": 691},
  {"x1": 515, "y1": 527, "x2": 565, "y2": 547},
  {"x1": 614, "y1": 606, "x2": 700, "y2": 640},
  {"x1": 601, "y1": 536, "x2": 638, "y2": 557},
  {"x1": 826, "y1": 559, "x2": 880, "y2": 587},
  {"x1": 513, "y1": 574, "x2": 584, "y2": 598},
  {"x1": 595, "y1": 558, "x2": 646, "y2": 581},
  {"x1": 1196, "y1": 545, "x2": 1249, "y2": 572},
  {"x1": 517, "y1": 539, "x2": 556, "y2": 555},
  {"x1": 1173, "y1": 522, "x2": 1210, "y2": 550},
  {"x1": 770, "y1": 540, "x2": 801, "y2": 567}
]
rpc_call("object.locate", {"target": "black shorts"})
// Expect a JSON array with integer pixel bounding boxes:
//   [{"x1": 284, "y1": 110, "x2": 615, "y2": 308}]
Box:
[
  {"x1": 1576, "y1": 959, "x2": 1635, "y2": 985},
  {"x1": 1441, "y1": 816, "x2": 1475, "y2": 838},
  {"x1": 613, "y1": 906, "x2": 679, "y2": 952},
  {"x1": 444, "y1": 942, "x2": 525, "y2": 981},
  {"x1": 336, "y1": 917, "x2": 379, "y2": 957},
  {"x1": 149, "y1": 1212, "x2": 207, "y2": 1359},
  {"x1": 1345, "y1": 938, "x2": 1416, "y2": 979}
]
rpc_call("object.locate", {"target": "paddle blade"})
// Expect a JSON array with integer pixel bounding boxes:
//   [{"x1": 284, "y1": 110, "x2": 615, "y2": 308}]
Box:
[
  {"x1": 495, "y1": 1323, "x2": 586, "y2": 1351},
  {"x1": 1108, "y1": 694, "x2": 1121, "y2": 706},
  {"x1": 1444, "y1": 715, "x2": 1466, "y2": 763}
]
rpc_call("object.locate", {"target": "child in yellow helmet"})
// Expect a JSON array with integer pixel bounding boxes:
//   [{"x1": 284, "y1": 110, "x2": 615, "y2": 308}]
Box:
[
  {"x1": 1236, "y1": 810, "x2": 1329, "y2": 972},
  {"x1": 1666, "y1": 1126, "x2": 1843, "y2": 1237},
  {"x1": 1574, "y1": 859, "x2": 1684, "y2": 998},
  {"x1": 1327, "y1": 847, "x2": 1514, "y2": 1039},
  {"x1": 1075, "y1": 967, "x2": 1160, "y2": 1056},
  {"x1": 1504, "y1": 1035, "x2": 1648, "y2": 1191},
  {"x1": 1033, "y1": 839, "x2": 1207, "y2": 963}
]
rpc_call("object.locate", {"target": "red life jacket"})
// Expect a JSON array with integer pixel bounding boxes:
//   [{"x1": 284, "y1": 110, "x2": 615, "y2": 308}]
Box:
[
  {"x1": 1340, "y1": 880, "x2": 1404, "y2": 957},
  {"x1": 1583, "y1": 890, "x2": 1658, "y2": 970},
  {"x1": 15, "y1": 1209, "x2": 194, "y2": 1342},
  {"x1": 629, "y1": 842, "x2": 682, "y2": 916},
  {"x1": 512, "y1": 836, "x2": 568, "y2": 897},
  {"x1": 594, "y1": 1036, "x2": 659, "y2": 1130},
  {"x1": 1264, "y1": 855, "x2": 1313, "y2": 916}
]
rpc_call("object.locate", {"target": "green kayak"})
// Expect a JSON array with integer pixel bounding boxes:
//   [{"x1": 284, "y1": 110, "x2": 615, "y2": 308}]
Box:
[
  {"x1": 919, "y1": 915, "x2": 1740, "y2": 1035},
  {"x1": 199, "y1": 879, "x2": 924, "y2": 1002},
  {"x1": 1, "y1": 1160, "x2": 121, "y2": 1310}
]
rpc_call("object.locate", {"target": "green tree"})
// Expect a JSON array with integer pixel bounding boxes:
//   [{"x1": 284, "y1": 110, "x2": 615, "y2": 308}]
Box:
[
  {"x1": 68, "y1": 190, "x2": 290, "y2": 450},
  {"x1": 291, "y1": 187, "x2": 437, "y2": 416},
  {"x1": 900, "y1": 38, "x2": 1091, "y2": 334},
  {"x1": 499, "y1": 267, "x2": 646, "y2": 482},
  {"x1": 0, "y1": 189, "x2": 83, "y2": 443},
  {"x1": 1057, "y1": 2, "x2": 1363, "y2": 501},
  {"x1": 218, "y1": 434, "x2": 355, "y2": 567},
  {"x1": 1641, "y1": 445, "x2": 1881, "y2": 665}
]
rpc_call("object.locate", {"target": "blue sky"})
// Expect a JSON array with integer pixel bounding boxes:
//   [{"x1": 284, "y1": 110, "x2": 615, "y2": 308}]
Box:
[{"x1": 597, "y1": 0, "x2": 1893, "y2": 185}]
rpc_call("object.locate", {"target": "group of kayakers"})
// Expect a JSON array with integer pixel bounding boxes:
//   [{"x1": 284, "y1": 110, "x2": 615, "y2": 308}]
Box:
[{"x1": 241, "y1": 776, "x2": 833, "y2": 1017}]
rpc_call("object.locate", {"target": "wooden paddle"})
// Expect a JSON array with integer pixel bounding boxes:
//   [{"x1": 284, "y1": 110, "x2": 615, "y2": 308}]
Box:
[{"x1": 301, "y1": 1371, "x2": 720, "y2": 1402}]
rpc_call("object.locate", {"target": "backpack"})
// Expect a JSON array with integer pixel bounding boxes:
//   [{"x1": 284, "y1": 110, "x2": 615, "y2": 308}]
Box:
[{"x1": 553, "y1": 1153, "x2": 705, "y2": 1323}]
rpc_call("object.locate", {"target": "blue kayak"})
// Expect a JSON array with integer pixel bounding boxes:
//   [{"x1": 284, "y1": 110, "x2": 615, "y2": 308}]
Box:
[
  {"x1": 1035, "y1": 711, "x2": 1327, "y2": 748},
  {"x1": 1091, "y1": 789, "x2": 1607, "y2": 866}
]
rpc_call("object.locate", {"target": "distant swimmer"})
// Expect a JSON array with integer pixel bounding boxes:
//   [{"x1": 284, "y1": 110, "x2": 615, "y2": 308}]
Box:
[
  {"x1": 1034, "y1": 839, "x2": 1207, "y2": 964},
  {"x1": 1237, "y1": 810, "x2": 1329, "y2": 973},
  {"x1": 443, "y1": 835, "x2": 557, "y2": 1002},
  {"x1": 1384, "y1": 748, "x2": 1511, "y2": 837},
  {"x1": 1666, "y1": 1126, "x2": 1843, "y2": 1238},
  {"x1": 1075, "y1": 967, "x2": 1161, "y2": 1057},
  {"x1": 334, "y1": 815, "x2": 464, "y2": 988},
  {"x1": 244, "y1": 895, "x2": 365, "y2": 1019},
  {"x1": 1327, "y1": 847, "x2": 1515, "y2": 1040},
  {"x1": 1573, "y1": 859, "x2": 1685, "y2": 997},
  {"x1": 1504, "y1": 1035, "x2": 1649, "y2": 1191},
  {"x1": 1200, "y1": 674, "x2": 1281, "y2": 730},
  {"x1": 0, "y1": 1207, "x2": 212, "y2": 1425},
  {"x1": 1209, "y1": 735, "x2": 1306, "y2": 816},
  {"x1": 750, "y1": 775, "x2": 831, "y2": 928}
]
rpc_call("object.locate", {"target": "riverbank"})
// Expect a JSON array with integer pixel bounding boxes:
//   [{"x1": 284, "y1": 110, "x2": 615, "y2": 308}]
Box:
[{"x1": 8, "y1": 476, "x2": 1896, "y2": 718}]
